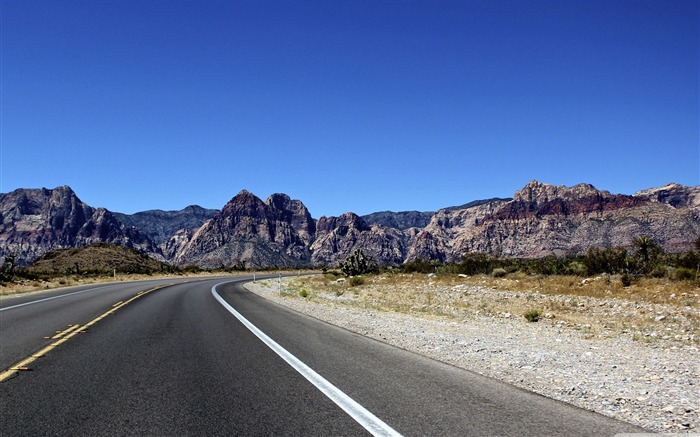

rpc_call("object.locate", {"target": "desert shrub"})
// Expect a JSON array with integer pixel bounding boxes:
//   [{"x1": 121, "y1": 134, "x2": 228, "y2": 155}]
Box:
[
  {"x1": 324, "y1": 270, "x2": 342, "y2": 278},
  {"x1": 525, "y1": 256, "x2": 569, "y2": 276},
  {"x1": 584, "y1": 246, "x2": 628, "y2": 275},
  {"x1": 566, "y1": 261, "x2": 588, "y2": 276},
  {"x1": 677, "y1": 250, "x2": 700, "y2": 270},
  {"x1": 523, "y1": 309, "x2": 542, "y2": 322},
  {"x1": 402, "y1": 258, "x2": 438, "y2": 274},
  {"x1": 339, "y1": 249, "x2": 378, "y2": 277},
  {"x1": 349, "y1": 276, "x2": 365, "y2": 287},
  {"x1": 631, "y1": 236, "x2": 664, "y2": 275},
  {"x1": 650, "y1": 265, "x2": 668, "y2": 278},
  {"x1": 491, "y1": 268, "x2": 507, "y2": 278},
  {"x1": 673, "y1": 267, "x2": 696, "y2": 281},
  {"x1": 620, "y1": 273, "x2": 633, "y2": 287},
  {"x1": 458, "y1": 253, "x2": 494, "y2": 275}
]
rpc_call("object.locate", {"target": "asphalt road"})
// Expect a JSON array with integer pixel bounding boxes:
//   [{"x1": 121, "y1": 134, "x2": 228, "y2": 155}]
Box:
[{"x1": 1, "y1": 276, "x2": 647, "y2": 436}]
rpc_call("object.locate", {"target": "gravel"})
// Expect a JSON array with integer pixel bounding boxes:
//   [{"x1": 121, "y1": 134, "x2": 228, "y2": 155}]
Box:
[{"x1": 244, "y1": 278, "x2": 699, "y2": 434}]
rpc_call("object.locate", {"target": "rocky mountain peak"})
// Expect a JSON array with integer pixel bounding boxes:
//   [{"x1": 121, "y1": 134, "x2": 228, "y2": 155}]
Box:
[
  {"x1": 0, "y1": 187, "x2": 157, "y2": 264},
  {"x1": 221, "y1": 190, "x2": 266, "y2": 216},
  {"x1": 113, "y1": 204, "x2": 218, "y2": 248},
  {"x1": 634, "y1": 183, "x2": 700, "y2": 208},
  {"x1": 362, "y1": 210, "x2": 433, "y2": 230},
  {"x1": 4, "y1": 181, "x2": 698, "y2": 269},
  {"x1": 312, "y1": 212, "x2": 407, "y2": 265},
  {"x1": 408, "y1": 180, "x2": 699, "y2": 261},
  {"x1": 316, "y1": 213, "x2": 370, "y2": 234},
  {"x1": 513, "y1": 180, "x2": 606, "y2": 205},
  {"x1": 265, "y1": 193, "x2": 292, "y2": 210},
  {"x1": 173, "y1": 190, "x2": 314, "y2": 268}
]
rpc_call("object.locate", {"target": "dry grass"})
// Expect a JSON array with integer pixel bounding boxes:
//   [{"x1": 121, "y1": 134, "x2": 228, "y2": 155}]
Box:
[
  {"x1": 1, "y1": 275, "x2": 106, "y2": 296},
  {"x1": 0, "y1": 271, "x2": 252, "y2": 297},
  {"x1": 278, "y1": 272, "x2": 699, "y2": 345}
]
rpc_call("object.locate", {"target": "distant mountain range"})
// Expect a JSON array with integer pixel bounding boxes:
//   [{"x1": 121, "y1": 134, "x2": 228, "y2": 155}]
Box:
[{"x1": 1, "y1": 181, "x2": 698, "y2": 267}]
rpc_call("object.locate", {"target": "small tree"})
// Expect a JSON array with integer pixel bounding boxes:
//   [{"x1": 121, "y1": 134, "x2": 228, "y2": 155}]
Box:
[
  {"x1": 458, "y1": 253, "x2": 493, "y2": 276},
  {"x1": 584, "y1": 246, "x2": 627, "y2": 275},
  {"x1": 632, "y1": 236, "x2": 662, "y2": 274},
  {"x1": 339, "y1": 248, "x2": 377, "y2": 277}
]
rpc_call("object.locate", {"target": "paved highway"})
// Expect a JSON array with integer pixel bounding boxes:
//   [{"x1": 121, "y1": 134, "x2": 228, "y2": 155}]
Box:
[{"x1": 1, "y1": 276, "x2": 646, "y2": 436}]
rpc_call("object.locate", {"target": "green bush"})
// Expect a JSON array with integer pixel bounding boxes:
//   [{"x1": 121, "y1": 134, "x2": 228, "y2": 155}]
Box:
[
  {"x1": 673, "y1": 267, "x2": 696, "y2": 281},
  {"x1": 632, "y1": 235, "x2": 663, "y2": 275},
  {"x1": 524, "y1": 256, "x2": 570, "y2": 276},
  {"x1": 677, "y1": 250, "x2": 700, "y2": 270},
  {"x1": 650, "y1": 265, "x2": 668, "y2": 278},
  {"x1": 299, "y1": 290, "x2": 309, "y2": 298},
  {"x1": 458, "y1": 253, "x2": 493, "y2": 275},
  {"x1": 523, "y1": 309, "x2": 542, "y2": 322},
  {"x1": 584, "y1": 246, "x2": 628, "y2": 275},
  {"x1": 402, "y1": 258, "x2": 437, "y2": 274},
  {"x1": 349, "y1": 276, "x2": 365, "y2": 287},
  {"x1": 567, "y1": 261, "x2": 587, "y2": 276},
  {"x1": 339, "y1": 249, "x2": 378, "y2": 277},
  {"x1": 620, "y1": 273, "x2": 633, "y2": 287}
]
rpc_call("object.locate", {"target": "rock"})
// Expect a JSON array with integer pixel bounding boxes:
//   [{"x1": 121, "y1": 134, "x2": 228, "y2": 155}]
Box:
[
  {"x1": 361, "y1": 210, "x2": 433, "y2": 230},
  {"x1": 4, "y1": 180, "x2": 699, "y2": 268},
  {"x1": 0, "y1": 186, "x2": 159, "y2": 264},
  {"x1": 311, "y1": 213, "x2": 410, "y2": 265},
  {"x1": 406, "y1": 180, "x2": 700, "y2": 261},
  {"x1": 113, "y1": 205, "x2": 217, "y2": 246},
  {"x1": 173, "y1": 190, "x2": 315, "y2": 268}
]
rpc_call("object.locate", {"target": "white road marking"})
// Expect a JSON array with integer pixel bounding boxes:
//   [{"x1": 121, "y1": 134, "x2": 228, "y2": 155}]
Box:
[
  {"x1": 0, "y1": 284, "x2": 119, "y2": 312},
  {"x1": 212, "y1": 282, "x2": 403, "y2": 437}
]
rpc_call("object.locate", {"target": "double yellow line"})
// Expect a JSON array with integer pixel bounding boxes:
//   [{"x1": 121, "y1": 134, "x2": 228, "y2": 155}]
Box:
[{"x1": 0, "y1": 284, "x2": 172, "y2": 383}]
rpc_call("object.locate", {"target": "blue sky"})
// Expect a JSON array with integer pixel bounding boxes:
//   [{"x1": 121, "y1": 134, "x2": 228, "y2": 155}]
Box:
[{"x1": 1, "y1": 0, "x2": 698, "y2": 218}]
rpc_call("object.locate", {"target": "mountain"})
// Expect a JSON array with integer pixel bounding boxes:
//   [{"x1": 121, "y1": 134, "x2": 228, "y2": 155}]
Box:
[
  {"x1": 406, "y1": 180, "x2": 700, "y2": 262},
  {"x1": 0, "y1": 187, "x2": 158, "y2": 265},
  {"x1": 310, "y1": 213, "x2": 412, "y2": 265},
  {"x1": 113, "y1": 206, "x2": 218, "y2": 245},
  {"x1": 3, "y1": 181, "x2": 698, "y2": 268},
  {"x1": 362, "y1": 210, "x2": 433, "y2": 230},
  {"x1": 634, "y1": 183, "x2": 700, "y2": 208},
  {"x1": 171, "y1": 191, "x2": 315, "y2": 268},
  {"x1": 28, "y1": 243, "x2": 169, "y2": 275}
]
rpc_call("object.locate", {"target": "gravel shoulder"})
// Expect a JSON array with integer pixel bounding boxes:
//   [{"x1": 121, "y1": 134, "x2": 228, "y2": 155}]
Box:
[{"x1": 244, "y1": 275, "x2": 698, "y2": 434}]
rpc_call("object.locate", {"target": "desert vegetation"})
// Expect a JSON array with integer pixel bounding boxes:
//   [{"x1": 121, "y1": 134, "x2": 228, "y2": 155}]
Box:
[
  {"x1": 0, "y1": 243, "x2": 248, "y2": 296},
  {"x1": 401, "y1": 236, "x2": 700, "y2": 285},
  {"x1": 273, "y1": 237, "x2": 699, "y2": 345}
]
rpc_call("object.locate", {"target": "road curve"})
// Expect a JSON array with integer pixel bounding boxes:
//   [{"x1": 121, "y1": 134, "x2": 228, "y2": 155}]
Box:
[{"x1": 1, "y1": 276, "x2": 646, "y2": 436}]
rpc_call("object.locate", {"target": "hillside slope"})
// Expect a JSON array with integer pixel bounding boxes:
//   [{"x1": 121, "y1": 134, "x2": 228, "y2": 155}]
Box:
[{"x1": 28, "y1": 243, "x2": 169, "y2": 275}]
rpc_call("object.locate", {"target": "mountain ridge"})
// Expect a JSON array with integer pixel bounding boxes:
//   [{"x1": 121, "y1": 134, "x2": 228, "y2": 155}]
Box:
[{"x1": 2, "y1": 181, "x2": 698, "y2": 267}]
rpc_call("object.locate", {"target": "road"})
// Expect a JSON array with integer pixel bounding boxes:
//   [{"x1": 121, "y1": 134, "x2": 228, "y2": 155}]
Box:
[{"x1": 1, "y1": 276, "x2": 647, "y2": 436}]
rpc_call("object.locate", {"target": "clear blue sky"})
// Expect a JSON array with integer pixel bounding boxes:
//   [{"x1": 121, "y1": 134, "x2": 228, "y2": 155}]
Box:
[{"x1": 2, "y1": 0, "x2": 698, "y2": 218}]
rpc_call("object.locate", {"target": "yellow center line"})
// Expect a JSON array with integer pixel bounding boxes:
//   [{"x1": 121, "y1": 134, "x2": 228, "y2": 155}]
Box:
[
  {"x1": 50, "y1": 324, "x2": 82, "y2": 339},
  {"x1": 0, "y1": 283, "x2": 174, "y2": 383}
]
